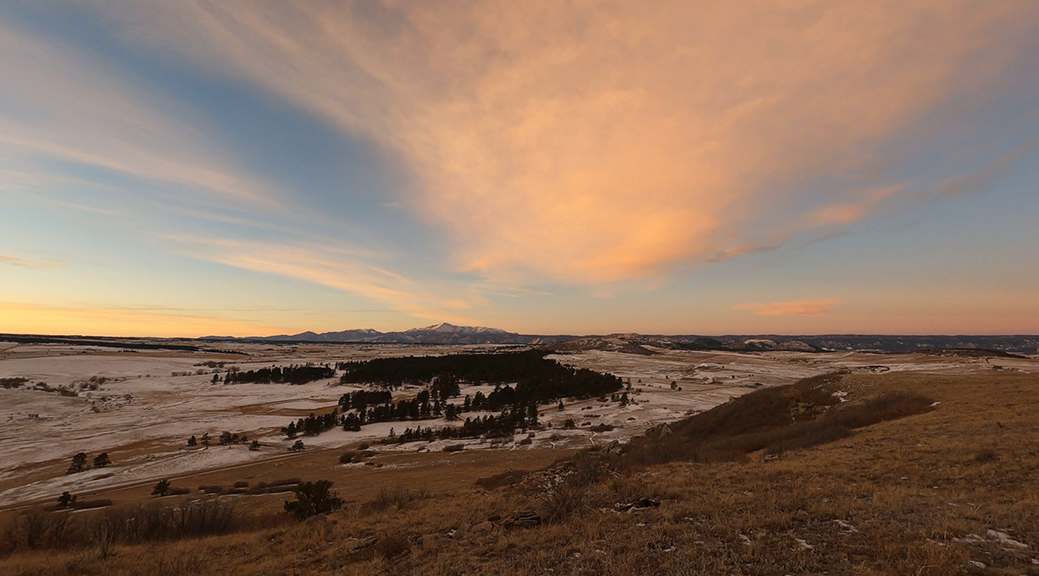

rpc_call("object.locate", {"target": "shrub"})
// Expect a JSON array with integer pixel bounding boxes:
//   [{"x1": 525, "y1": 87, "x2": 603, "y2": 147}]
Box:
[
  {"x1": 234, "y1": 481, "x2": 249, "y2": 488},
  {"x1": 284, "y1": 480, "x2": 343, "y2": 520},
  {"x1": 57, "y1": 492, "x2": 76, "y2": 509},
  {"x1": 71, "y1": 499, "x2": 112, "y2": 510},
  {"x1": 975, "y1": 448, "x2": 999, "y2": 462}
]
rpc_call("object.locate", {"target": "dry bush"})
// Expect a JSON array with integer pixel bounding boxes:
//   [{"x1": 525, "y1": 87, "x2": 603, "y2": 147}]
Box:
[
  {"x1": 373, "y1": 530, "x2": 412, "y2": 560},
  {"x1": 474, "y1": 469, "x2": 531, "y2": 490},
  {"x1": 0, "y1": 498, "x2": 243, "y2": 553},
  {"x1": 363, "y1": 487, "x2": 416, "y2": 514}
]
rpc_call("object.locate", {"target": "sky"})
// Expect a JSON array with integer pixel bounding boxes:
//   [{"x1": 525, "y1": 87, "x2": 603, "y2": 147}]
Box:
[{"x1": 1, "y1": 1, "x2": 1038, "y2": 338}]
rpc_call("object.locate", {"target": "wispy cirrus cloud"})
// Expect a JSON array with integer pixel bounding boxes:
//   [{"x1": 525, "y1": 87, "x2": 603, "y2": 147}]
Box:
[
  {"x1": 164, "y1": 235, "x2": 479, "y2": 323},
  {"x1": 86, "y1": 0, "x2": 1039, "y2": 288},
  {"x1": 0, "y1": 21, "x2": 280, "y2": 210},
  {"x1": 735, "y1": 299, "x2": 841, "y2": 316}
]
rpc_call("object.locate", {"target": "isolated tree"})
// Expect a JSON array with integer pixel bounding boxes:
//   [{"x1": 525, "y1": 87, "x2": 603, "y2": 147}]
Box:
[
  {"x1": 66, "y1": 452, "x2": 88, "y2": 475},
  {"x1": 283, "y1": 480, "x2": 343, "y2": 520},
  {"x1": 152, "y1": 479, "x2": 171, "y2": 496},
  {"x1": 444, "y1": 403, "x2": 459, "y2": 421},
  {"x1": 201, "y1": 432, "x2": 210, "y2": 447},
  {"x1": 563, "y1": 419, "x2": 576, "y2": 430},
  {"x1": 187, "y1": 434, "x2": 197, "y2": 447},
  {"x1": 290, "y1": 440, "x2": 305, "y2": 452},
  {"x1": 211, "y1": 373, "x2": 220, "y2": 384},
  {"x1": 558, "y1": 401, "x2": 565, "y2": 411},
  {"x1": 57, "y1": 491, "x2": 76, "y2": 509},
  {"x1": 92, "y1": 452, "x2": 111, "y2": 468},
  {"x1": 249, "y1": 440, "x2": 261, "y2": 451}
]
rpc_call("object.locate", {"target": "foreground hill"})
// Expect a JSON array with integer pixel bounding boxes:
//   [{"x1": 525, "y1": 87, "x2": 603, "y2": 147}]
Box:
[{"x1": 4, "y1": 369, "x2": 1037, "y2": 575}]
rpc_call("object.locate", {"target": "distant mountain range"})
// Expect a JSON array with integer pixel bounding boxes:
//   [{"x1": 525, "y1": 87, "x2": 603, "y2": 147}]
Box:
[
  {"x1": 199, "y1": 324, "x2": 1039, "y2": 355},
  {"x1": 204, "y1": 323, "x2": 575, "y2": 345}
]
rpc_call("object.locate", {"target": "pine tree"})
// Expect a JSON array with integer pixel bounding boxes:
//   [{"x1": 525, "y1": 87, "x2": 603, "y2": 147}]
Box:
[
  {"x1": 188, "y1": 434, "x2": 197, "y2": 446},
  {"x1": 92, "y1": 453, "x2": 111, "y2": 468},
  {"x1": 66, "y1": 452, "x2": 87, "y2": 475}
]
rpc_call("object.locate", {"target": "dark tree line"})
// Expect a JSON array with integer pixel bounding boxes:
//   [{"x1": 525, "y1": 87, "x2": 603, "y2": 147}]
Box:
[
  {"x1": 279, "y1": 351, "x2": 621, "y2": 441},
  {"x1": 338, "y1": 389, "x2": 393, "y2": 411},
  {"x1": 224, "y1": 364, "x2": 335, "y2": 385},
  {"x1": 395, "y1": 403, "x2": 540, "y2": 442},
  {"x1": 282, "y1": 410, "x2": 341, "y2": 438},
  {"x1": 337, "y1": 350, "x2": 606, "y2": 389}
]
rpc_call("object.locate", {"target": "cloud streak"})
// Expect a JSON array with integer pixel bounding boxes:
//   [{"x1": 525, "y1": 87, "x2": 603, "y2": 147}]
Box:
[
  {"x1": 735, "y1": 299, "x2": 841, "y2": 316},
  {"x1": 0, "y1": 254, "x2": 61, "y2": 269}
]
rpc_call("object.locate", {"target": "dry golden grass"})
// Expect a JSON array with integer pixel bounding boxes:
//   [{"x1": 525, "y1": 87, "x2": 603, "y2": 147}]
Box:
[{"x1": 3, "y1": 370, "x2": 1039, "y2": 575}]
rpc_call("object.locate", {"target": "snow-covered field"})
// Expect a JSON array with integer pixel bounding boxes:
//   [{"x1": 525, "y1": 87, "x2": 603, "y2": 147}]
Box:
[{"x1": 0, "y1": 341, "x2": 1032, "y2": 508}]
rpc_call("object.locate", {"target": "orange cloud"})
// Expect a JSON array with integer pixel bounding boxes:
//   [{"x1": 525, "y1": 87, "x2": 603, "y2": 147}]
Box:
[
  {"x1": 91, "y1": 1, "x2": 1039, "y2": 287},
  {"x1": 735, "y1": 299, "x2": 840, "y2": 316}
]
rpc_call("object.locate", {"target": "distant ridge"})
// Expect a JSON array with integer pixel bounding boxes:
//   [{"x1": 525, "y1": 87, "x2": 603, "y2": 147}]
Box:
[{"x1": 198, "y1": 327, "x2": 1039, "y2": 354}]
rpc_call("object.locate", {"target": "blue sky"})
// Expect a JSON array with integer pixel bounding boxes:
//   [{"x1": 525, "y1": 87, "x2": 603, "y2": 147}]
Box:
[{"x1": 1, "y1": 2, "x2": 1038, "y2": 337}]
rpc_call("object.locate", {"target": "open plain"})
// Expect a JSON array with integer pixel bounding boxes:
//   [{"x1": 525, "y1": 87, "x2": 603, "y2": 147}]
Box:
[
  {"x1": 2, "y1": 340, "x2": 1031, "y2": 511},
  {"x1": 2, "y1": 340, "x2": 1038, "y2": 575}
]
